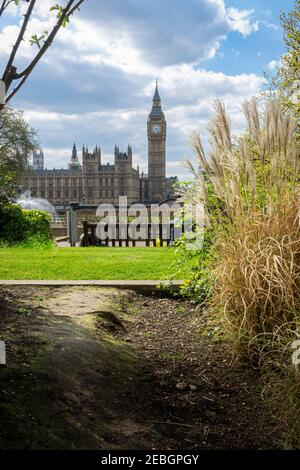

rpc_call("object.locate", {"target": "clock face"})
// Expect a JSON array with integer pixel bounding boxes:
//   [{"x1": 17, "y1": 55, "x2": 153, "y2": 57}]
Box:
[{"x1": 152, "y1": 124, "x2": 161, "y2": 134}]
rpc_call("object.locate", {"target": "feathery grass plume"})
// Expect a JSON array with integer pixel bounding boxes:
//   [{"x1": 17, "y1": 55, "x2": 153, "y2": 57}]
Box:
[
  {"x1": 242, "y1": 97, "x2": 262, "y2": 153},
  {"x1": 207, "y1": 99, "x2": 232, "y2": 151},
  {"x1": 189, "y1": 131, "x2": 210, "y2": 174},
  {"x1": 184, "y1": 97, "x2": 298, "y2": 224}
]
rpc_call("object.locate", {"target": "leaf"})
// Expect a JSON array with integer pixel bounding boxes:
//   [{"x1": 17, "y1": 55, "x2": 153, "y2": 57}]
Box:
[
  {"x1": 29, "y1": 31, "x2": 48, "y2": 50},
  {"x1": 49, "y1": 3, "x2": 70, "y2": 27}
]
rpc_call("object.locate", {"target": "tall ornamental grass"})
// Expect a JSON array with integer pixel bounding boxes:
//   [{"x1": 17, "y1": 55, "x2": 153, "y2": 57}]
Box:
[{"x1": 182, "y1": 98, "x2": 300, "y2": 446}]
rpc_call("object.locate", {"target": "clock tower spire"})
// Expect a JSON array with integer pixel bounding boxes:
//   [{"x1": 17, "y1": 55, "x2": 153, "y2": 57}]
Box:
[{"x1": 147, "y1": 80, "x2": 166, "y2": 202}]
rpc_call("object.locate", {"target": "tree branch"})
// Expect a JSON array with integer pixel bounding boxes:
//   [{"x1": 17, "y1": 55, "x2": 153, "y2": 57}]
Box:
[
  {"x1": 5, "y1": 73, "x2": 28, "y2": 104},
  {"x1": 68, "y1": 0, "x2": 85, "y2": 16},
  {"x1": 0, "y1": 0, "x2": 87, "y2": 109},
  {"x1": 14, "y1": 0, "x2": 85, "y2": 80},
  {"x1": 2, "y1": 0, "x2": 36, "y2": 84},
  {"x1": 0, "y1": 0, "x2": 6, "y2": 17},
  {"x1": 0, "y1": 0, "x2": 14, "y2": 18}
]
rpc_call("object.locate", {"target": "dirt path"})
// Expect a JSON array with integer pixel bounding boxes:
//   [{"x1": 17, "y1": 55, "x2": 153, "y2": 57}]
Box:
[{"x1": 0, "y1": 287, "x2": 280, "y2": 449}]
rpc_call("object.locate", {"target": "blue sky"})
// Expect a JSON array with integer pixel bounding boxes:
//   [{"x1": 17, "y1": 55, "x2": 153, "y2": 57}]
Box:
[{"x1": 0, "y1": 0, "x2": 294, "y2": 178}]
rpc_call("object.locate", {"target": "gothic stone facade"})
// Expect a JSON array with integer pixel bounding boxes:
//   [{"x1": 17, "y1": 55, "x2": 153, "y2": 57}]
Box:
[{"x1": 19, "y1": 84, "x2": 176, "y2": 206}]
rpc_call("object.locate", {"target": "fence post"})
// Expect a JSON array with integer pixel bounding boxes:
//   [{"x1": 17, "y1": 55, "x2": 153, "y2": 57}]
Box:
[
  {"x1": 105, "y1": 223, "x2": 109, "y2": 247},
  {"x1": 83, "y1": 221, "x2": 88, "y2": 246},
  {"x1": 159, "y1": 223, "x2": 163, "y2": 246},
  {"x1": 146, "y1": 223, "x2": 150, "y2": 247}
]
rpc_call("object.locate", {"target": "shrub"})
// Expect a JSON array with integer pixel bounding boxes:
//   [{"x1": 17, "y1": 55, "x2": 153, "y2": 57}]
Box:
[
  {"x1": 0, "y1": 204, "x2": 27, "y2": 243},
  {"x1": 19, "y1": 233, "x2": 54, "y2": 249},
  {"x1": 23, "y1": 209, "x2": 52, "y2": 240},
  {"x1": 172, "y1": 229, "x2": 215, "y2": 304},
  {"x1": 0, "y1": 204, "x2": 52, "y2": 245}
]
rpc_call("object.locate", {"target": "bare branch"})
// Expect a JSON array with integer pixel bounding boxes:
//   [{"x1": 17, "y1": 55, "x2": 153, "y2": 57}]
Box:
[
  {"x1": 5, "y1": 73, "x2": 28, "y2": 104},
  {"x1": 0, "y1": 0, "x2": 14, "y2": 18},
  {"x1": 68, "y1": 0, "x2": 85, "y2": 16},
  {"x1": 0, "y1": 0, "x2": 6, "y2": 17}
]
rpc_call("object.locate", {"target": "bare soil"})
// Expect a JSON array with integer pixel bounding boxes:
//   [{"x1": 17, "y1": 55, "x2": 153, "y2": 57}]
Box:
[{"x1": 0, "y1": 287, "x2": 280, "y2": 450}]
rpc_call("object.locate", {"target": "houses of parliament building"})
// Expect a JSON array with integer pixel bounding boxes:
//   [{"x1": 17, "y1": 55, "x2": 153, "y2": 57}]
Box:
[{"x1": 19, "y1": 83, "x2": 177, "y2": 207}]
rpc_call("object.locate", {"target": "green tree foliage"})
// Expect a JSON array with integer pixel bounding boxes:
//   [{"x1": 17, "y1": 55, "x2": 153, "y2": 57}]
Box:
[
  {"x1": 277, "y1": 0, "x2": 300, "y2": 118},
  {"x1": 0, "y1": 107, "x2": 37, "y2": 202}
]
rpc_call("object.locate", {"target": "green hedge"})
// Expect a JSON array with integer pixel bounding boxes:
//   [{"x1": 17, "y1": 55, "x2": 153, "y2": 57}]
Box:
[{"x1": 0, "y1": 204, "x2": 52, "y2": 244}]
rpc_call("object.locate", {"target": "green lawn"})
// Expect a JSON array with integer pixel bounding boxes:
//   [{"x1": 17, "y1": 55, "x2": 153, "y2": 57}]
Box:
[{"x1": 0, "y1": 247, "x2": 178, "y2": 280}]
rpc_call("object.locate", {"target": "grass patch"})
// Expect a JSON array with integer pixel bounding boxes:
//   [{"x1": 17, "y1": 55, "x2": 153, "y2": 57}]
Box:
[{"x1": 0, "y1": 246, "x2": 177, "y2": 280}]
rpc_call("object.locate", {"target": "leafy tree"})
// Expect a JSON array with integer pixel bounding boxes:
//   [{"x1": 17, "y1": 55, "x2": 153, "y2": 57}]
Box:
[
  {"x1": 276, "y1": 0, "x2": 300, "y2": 118},
  {"x1": 0, "y1": 107, "x2": 37, "y2": 201},
  {"x1": 0, "y1": 0, "x2": 87, "y2": 110}
]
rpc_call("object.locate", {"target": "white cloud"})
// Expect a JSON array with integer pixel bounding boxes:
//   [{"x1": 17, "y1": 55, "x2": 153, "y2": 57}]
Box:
[
  {"x1": 267, "y1": 59, "x2": 280, "y2": 72},
  {"x1": 227, "y1": 7, "x2": 259, "y2": 37},
  {"x1": 262, "y1": 20, "x2": 279, "y2": 31},
  {"x1": 261, "y1": 9, "x2": 279, "y2": 31},
  {"x1": 41, "y1": 147, "x2": 72, "y2": 169}
]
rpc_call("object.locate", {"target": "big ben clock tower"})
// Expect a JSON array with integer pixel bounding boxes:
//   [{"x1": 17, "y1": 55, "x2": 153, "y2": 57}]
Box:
[{"x1": 147, "y1": 80, "x2": 166, "y2": 202}]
